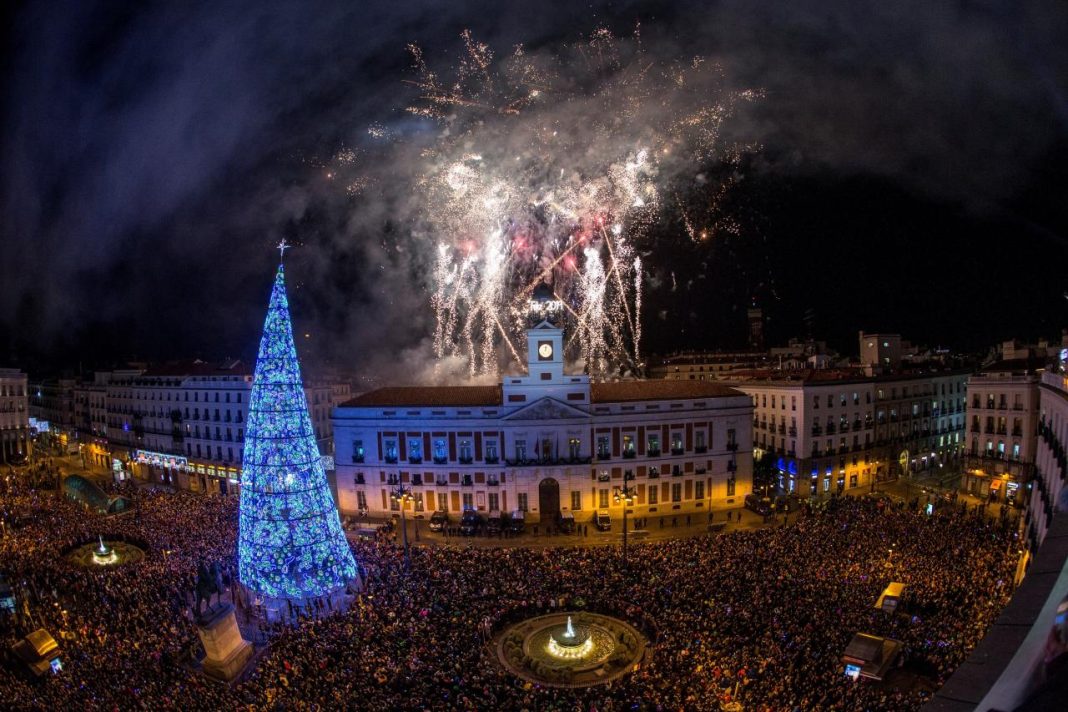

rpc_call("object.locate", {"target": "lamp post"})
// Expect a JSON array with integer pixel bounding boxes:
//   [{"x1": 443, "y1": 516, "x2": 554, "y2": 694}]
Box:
[
  {"x1": 613, "y1": 470, "x2": 637, "y2": 559},
  {"x1": 388, "y1": 474, "x2": 412, "y2": 570}
]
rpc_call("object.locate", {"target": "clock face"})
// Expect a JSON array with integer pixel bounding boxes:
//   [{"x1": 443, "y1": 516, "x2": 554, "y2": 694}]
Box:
[{"x1": 538, "y1": 342, "x2": 553, "y2": 359}]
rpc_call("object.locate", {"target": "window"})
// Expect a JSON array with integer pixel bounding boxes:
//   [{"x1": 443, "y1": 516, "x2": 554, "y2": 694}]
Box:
[
  {"x1": 485, "y1": 441, "x2": 498, "y2": 462},
  {"x1": 414, "y1": 492, "x2": 424, "y2": 512},
  {"x1": 671, "y1": 483, "x2": 682, "y2": 502},
  {"x1": 433, "y1": 439, "x2": 447, "y2": 462},
  {"x1": 623, "y1": 434, "x2": 635, "y2": 455},
  {"x1": 488, "y1": 492, "x2": 499, "y2": 511},
  {"x1": 517, "y1": 492, "x2": 528, "y2": 511},
  {"x1": 671, "y1": 433, "x2": 683, "y2": 453},
  {"x1": 647, "y1": 434, "x2": 660, "y2": 454},
  {"x1": 695, "y1": 480, "x2": 705, "y2": 500},
  {"x1": 516, "y1": 440, "x2": 528, "y2": 461},
  {"x1": 385, "y1": 440, "x2": 398, "y2": 463},
  {"x1": 726, "y1": 478, "x2": 736, "y2": 497},
  {"x1": 771, "y1": 396, "x2": 776, "y2": 409},
  {"x1": 356, "y1": 491, "x2": 367, "y2": 511},
  {"x1": 352, "y1": 440, "x2": 364, "y2": 463},
  {"x1": 695, "y1": 431, "x2": 706, "y2": 450},
  {"x1": 437, "y1": 492, "x2": 448, "y2": 512},
  {"x1": 459, "y1": 440, "x2": 472, "y2": 462},
  {"x1": 1012, "y1": 443, "x2": 1020, "y2": 461},
  {"x1": 648, "y1": 486, "x2": 659, "y2": 505},
  {"x1": 599, "y1": 489, "x2": 609, "y2": 508},
  {"x1": 409, "y1": 439, "x2": 423, "y2": 462},
  {"x1": 791, "y1": 396, "x2": 797, "y2": 411},
  {"x1": 569, "y1": 438, "x2": 581, "y2": 459},
  {"x1": 597, "y1": 436, "x2": 610, "y2": 459},
  {"x1": 727, "y1": 428, "x2": 736, "y2": 446},
  {"x1": 462, "y1": 492, "x2": 473, "y2": 509},
  {"x1": 571, "y1": 490, "x2": 582, "y2": 510}
]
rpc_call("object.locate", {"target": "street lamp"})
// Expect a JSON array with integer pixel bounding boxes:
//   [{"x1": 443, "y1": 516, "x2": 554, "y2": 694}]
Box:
[
  {"x1": 613, "y1": 470, "x2": 637, "y2": 559},
  {"x1": 388, "y1": 474, "x2": 413, "y2": 570}
]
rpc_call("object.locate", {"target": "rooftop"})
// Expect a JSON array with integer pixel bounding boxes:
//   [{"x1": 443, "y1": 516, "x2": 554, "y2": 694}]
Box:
[{"x1": 339, "y1": 380, "x2": 744, "y2": 408}]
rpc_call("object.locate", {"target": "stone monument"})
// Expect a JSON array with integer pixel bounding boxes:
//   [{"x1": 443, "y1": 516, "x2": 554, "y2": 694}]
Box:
[{"x1": 194, "y1": 563, "x2": 252, "y2": 682}]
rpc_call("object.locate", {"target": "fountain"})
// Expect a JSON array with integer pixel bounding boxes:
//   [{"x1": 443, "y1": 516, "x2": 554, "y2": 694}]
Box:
[
  {"x1": 547, "y1": 615, "x2": 594, "y2": 659},
  {"x1": 92, "y1": 536, "x2": 115, "y2": 564},
  {"x1": 66, "y1": 536, "x2": 143, "y2": 568}
]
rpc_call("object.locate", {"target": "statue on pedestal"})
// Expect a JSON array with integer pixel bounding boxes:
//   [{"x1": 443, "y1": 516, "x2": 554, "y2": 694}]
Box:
[{"x1": 194, "y1": 561, "x2": 225, "y2": 620}]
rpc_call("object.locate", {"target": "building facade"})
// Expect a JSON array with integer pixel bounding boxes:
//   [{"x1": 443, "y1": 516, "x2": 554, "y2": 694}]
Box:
[
  {"x1": 0, "y1": 368, "x2": 30, "y2": 464},
  {"x1": 101, "y1": 361, "x2": 336, "y2": 494},
  {"x1": 1032, "y1": 367, "x2": 1068, "y2": 549},
  {"x1": 962, "y1": 359, "x2": 1043, "y2": 506},
  {"x1": 726, "y1": 368, "x2": 968, "y2": 497},
  {"x1": 333, "y1": 320, "x2": 754, "y2": 524}
]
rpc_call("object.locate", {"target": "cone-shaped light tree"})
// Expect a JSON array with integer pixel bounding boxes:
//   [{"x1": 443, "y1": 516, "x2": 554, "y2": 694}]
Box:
[{"x1": 238, "y1": 242, "x2": 357, "y2": 602}]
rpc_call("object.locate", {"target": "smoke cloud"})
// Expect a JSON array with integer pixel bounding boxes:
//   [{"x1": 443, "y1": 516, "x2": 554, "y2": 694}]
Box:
[{"x1": 2, "y1": 1, "x2": 1065, "y2": 377}]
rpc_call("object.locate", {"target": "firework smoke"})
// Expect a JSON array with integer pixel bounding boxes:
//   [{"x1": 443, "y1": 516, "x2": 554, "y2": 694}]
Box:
[{"x1": 406, "y1": 26, "x2": 761, "y2": 379}]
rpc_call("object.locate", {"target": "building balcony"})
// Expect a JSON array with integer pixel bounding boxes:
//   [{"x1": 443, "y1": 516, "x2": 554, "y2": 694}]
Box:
[
  {"x1": 409, "y1": 457, "x2": 423, "y2": 465},
  {"x1": 352, "y1": 455, "x2": 364, "y2": 464},
  {"x1": 727, "y1": 461, "x2": 737, "y2": 473},
  {"x1": 826, "y1": 425, "x2": 836, "y2": 435},
  {"x1": 671, "y1": 447, "x2": 684, "y2": 456},
  {"x1": 853, "y1": 420, "x2": 862, "y2": 430},
  {"x1": 727, "y1": 442, "x2": 739, "y2": 451},
  {"x1": 647, "y1": 469, "x2": 660, "y2": 479},
  {"x1": 811, "y1": 426, "x2": 823, "y2": 436},
  {"x1": 412, "y1": 475, "x2": 423, "y2": 486},
  {"x1": 436, "y1": 478, "x2": 449, "y2": 486},
  {"x1": 672, "y1": 466, "x2": 682, "y2": 476},
  {"x1": 788, "y1": 427, "x2": 797, "y2": 436},
  {"x1": 487, "y1": 478, "x2": 500, "y2": 486},
  {"x1": 694, "y1": 446, "x2": 708, "y2": 454},
  {"x1": 1012, "y1": 429, "x2": 1023, "y2": 437},
  {"x1": 695, "y1": 467, "x2": 707, "y2": 474},
  {"x1": 459, "y1": 457, "x2": 473, "y2": 465},
  {"x1": 355, "y1": 474, "x2": 365, "y2": 484},
  {"x1": 461, "y1": 476, "x2": 473, "y2": 487},
  {"x1": 433, "y1": 456, "x2": 448, "y2": 465},
  {"x1": 484, "y1": 456, "x2": 499, "y2": 465},
  {"x1": 623, "y1": 450, "x2": 637, "y2": 459},
  {"x1": 385, "y1": 457, "x2": 398, "y2": 464},
  {"x1": 647, "y1": 449, "x2": 661, "y2": 458},
  {"x1": 812, "y1": 449, "x2": 822, "y2": 458}
]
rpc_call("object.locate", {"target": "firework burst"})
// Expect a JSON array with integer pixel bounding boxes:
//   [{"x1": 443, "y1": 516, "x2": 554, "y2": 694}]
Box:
[{"x1": 409, "y1": 26, "x2": 761, "y2": 379}]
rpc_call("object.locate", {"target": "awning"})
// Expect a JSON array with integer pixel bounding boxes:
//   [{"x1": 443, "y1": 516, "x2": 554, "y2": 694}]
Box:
[{"x1": 989, "y1": 480, "x2": 1003, "y2": 491}]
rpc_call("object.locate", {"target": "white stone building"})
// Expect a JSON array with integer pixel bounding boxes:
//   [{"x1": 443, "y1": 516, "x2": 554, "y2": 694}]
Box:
[
  {"x1": 1033, "y1": 367, "x2": 1068, "y2": 548},
  {"x1": 333, "y1": 319, "x2": 753, "y2": 525},
  {"x1": 101, "y1": 361, "x2": 335, "y2": 494},
  {"x1": 725, "y1": 367, "x2": 967, "y2": 497},
  {"x1": 0, "y1": 368, "x2": 30, "y2": 464},
  {"x1": 962, "y1": 359, "x2": 1044, "y2": 506}
]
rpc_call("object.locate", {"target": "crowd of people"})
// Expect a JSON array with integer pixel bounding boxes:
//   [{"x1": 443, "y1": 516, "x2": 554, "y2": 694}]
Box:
[{"x1": 0, "y1": 476, "x2": 1018, "y2": 711}]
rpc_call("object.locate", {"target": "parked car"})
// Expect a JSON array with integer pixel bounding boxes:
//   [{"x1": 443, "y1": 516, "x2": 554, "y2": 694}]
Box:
[
  {"x1": 556, "y1": 511, "x2": 576, "y2": 534},
  {"x1": 459, "y1": 509, "x2": 482, "y2": 536},
  {"x1": 428, "y1": 510, "x2": 448, "y2": 532},
  {"x1": 508, "y1": 509, "x2": 525, "y2": 534},
  {"x1": 486, "y1": 511, "x2": 503, "y2": 535},
  {"x1": 744, "y1": 493, "x2": 773, "y2": 516},
  {"x1": 594, "y1": 511, "x2": 611, "y2": 531}
]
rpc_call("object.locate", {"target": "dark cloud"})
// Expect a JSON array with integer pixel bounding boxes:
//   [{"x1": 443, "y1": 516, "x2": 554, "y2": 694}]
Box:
[{"x1": 2, "y1": 0, "x2": 1066, "y2": 375}]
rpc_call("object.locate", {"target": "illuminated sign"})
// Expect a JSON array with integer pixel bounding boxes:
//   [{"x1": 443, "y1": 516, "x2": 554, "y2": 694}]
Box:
[
  {"x1": 844, "y1": 664, "x2": 861, "y2": 680},
  {"x1": 132, "y1": 449, "x2": 190, "y2": 471}
]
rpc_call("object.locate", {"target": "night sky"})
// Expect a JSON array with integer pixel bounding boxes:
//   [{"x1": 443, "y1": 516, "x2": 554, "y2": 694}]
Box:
[{"x1": 2, "y1": 1, "x2": 1067, "y2": 379}]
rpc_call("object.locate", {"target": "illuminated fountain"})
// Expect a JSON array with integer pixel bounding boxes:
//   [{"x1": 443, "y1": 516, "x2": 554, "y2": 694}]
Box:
[
  {"x1": 92, "y1": 535, "x2": 116, "y2": 565},
  {"x1": 547, "y1": 615, "x2": 593, "y2": 659},
  {"x1": 66, "y1": 536, "x2": 144, "y2": 568}
]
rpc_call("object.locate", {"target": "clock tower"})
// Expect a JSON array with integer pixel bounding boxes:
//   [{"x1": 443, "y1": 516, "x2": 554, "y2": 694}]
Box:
[{"x1": 500, "y1": 282, "x2": 589, "y2": 407}]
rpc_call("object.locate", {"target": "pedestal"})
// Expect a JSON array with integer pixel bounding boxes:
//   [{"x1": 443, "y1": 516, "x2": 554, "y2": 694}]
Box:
[{"x1": 196, "y1": 603, "x2": 253, "y2": 682}]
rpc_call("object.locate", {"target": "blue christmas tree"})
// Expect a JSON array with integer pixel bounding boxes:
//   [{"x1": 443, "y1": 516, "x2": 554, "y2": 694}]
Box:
[{"x1": 238, "y1": 243, "x2": 357, "y2": 602}]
